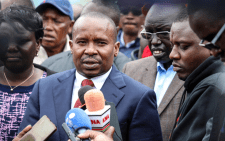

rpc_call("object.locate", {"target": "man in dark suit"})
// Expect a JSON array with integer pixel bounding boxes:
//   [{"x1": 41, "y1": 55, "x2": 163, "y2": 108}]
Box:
[
  {"x1": 19, "y1": 12, "x2": 162, "y2": 141},
  {"x1": 41, "y1": 0, "x2": 130, "y2": 72},
  {"x1": 122, "y1": 3, "x2": 185, "y2": 141}
]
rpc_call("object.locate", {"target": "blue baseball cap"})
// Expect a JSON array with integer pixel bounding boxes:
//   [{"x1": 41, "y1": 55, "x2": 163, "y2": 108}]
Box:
[{"x1": 36, "y1": 0, "x2": 74, "y2": 20}]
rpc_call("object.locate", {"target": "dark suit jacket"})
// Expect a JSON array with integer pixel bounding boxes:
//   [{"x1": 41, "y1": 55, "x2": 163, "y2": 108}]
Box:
[
  {"x1": 41, "y1": 51, "x2": 130, "y2": 72},
  {"x1": 123, "y1": 56, "x2": 185, "y2": 141},
  {"x1": 19, "y1": 65, "x2": 162, "y2": 141}
]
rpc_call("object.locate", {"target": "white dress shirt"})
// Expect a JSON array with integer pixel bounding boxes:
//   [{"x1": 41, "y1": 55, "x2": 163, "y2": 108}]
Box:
[{"x1": 70, "y1": 67, "x2": 112, "y2": 109}]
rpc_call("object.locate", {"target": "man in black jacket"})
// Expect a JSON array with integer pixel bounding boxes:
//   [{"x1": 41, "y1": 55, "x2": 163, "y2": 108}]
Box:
[
  {"x1": 169, "y1": 8, "x2": 225, "y2": 141},
  {"x1": 187, "y1": 0, "x2": 225, "y2": 140}
]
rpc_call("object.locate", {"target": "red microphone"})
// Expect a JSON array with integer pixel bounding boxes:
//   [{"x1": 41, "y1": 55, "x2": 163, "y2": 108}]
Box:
[{"x1": 84, "y1": 89, "x2": 111, "y2": 132}]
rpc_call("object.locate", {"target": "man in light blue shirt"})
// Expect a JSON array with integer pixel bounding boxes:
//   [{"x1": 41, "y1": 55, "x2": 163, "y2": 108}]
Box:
[
  {"x1": 154, "y1": 62, "x2": 176, "y2": 107},
  {"x1": 122, "y1": 3, "x2": 185, "y2": 141}
]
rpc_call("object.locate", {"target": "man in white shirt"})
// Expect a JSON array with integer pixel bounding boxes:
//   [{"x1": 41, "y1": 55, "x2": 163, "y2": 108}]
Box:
[{"x1": 19, "y1": 12, "x2": 162, "y2": 141}]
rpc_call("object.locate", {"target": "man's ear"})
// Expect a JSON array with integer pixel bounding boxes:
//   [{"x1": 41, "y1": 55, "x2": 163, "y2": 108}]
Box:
[
  {"x1": 69, "y1": 40, "x2": 73, "y2": 51},
  {"x1": 36, "y1": 39, "x2": 42, "y2": 56},
  {"x1": 114, "y1": 41, "x2": 120, "y2": 57},
  {"x1": 68, "y1": 20, "x2": 75, "y2": 34},
  {"x1": 210, "y1": 48, "x2": 222, "y2": 57}
]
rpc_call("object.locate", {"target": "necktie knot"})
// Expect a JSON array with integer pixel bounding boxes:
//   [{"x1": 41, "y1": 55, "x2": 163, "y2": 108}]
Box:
[
  {"x1": 74, "y1": 79, "x2": 95, "y2": 108},
  {"x1": 81, "y1": 79, "x2": 94, "y2": 87}
]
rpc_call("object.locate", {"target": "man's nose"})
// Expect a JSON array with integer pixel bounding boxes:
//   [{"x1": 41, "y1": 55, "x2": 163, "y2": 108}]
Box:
[
  {"x1": 84, "y1": 43, "x2": 98, "y2": 56},
  {"x1": 43, "y1": 20, "x2": 53, "y2": 31},
  {"x1": 8, "y1": 43, "x2": 19, "y2": 52},
  {"x1": 151, "y1": 34, "x2": 162, "y2": 45},
  {"x1": 126, "y1": 12, "x2": 135, "y2": 20},
  {"x1": 169, "y1": 46, "x2": 180, "y2": 60}
]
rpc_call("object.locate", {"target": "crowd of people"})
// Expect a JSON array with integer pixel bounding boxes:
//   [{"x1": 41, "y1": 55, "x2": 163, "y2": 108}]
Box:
[{"x1": 0, "y1": 0, "x2": 225, "y2": 141}]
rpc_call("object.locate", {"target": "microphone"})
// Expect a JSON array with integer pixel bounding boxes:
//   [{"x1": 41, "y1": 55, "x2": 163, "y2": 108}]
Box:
[
  {"x1": 78, "y1": 87, "x2": 123, "y2": 141},
  {"x1": 84, "y1": 89, "x2": 111, "y2": 132},
  {"x1": 62, "y1": 108, "x2": 92, "y2": 141},
  {"x1": 78, "y1": 86, "x2": 94, "y2": 110}
]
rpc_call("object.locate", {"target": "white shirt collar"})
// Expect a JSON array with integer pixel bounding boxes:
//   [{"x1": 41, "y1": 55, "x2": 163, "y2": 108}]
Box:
[{"x1": 75, "y1": 67, "x2": 112, "y2": 90}]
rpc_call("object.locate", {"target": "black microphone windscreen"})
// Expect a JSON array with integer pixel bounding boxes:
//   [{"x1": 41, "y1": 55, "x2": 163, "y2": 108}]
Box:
[{"x1": 78, "y1": 86, "x2": 94, "y2": 105}]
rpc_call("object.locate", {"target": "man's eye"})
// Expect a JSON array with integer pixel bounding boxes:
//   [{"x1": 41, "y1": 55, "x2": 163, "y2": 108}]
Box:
[
  {"x1": 77, "y1": 41, "x2": 87, "y2": 45},
  {"x1": 180, "y1": 45, "x2": 190, "y2": 50},
  {"x1": 55, "y1": 21, "x2": 60, "y2": 23},
  {"x1": 98, "y1": 41, "x2": 107, "y2": 45},
  {"x1": 54, "y1": 20, "x2": 62, "y2": 23},
  {"x1": 19, "y1": 39, "x2": 29, "y2": 45}
]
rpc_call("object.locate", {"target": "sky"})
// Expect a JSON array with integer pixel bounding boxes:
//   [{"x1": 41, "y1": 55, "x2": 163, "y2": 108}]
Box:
[{"x1": 33, "y1": 0, "x2": 92, "y2": 7}]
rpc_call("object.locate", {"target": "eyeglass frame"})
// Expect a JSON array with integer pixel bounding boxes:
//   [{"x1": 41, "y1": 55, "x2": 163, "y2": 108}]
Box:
[
  {"x1": 199, "y1": 23, "x2": 225, "y2": 50},
  {"x1": 140, "y1": 29, "x2": 170, "y2": 40}
]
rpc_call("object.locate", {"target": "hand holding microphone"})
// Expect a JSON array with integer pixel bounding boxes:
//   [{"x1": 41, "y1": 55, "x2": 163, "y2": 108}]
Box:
[
  {"x1": 79, "y1": 86, "x2": 122, "y2": 141},
  {"x1": 77, "y1": 126, "x2": 115, "y2": 141}
]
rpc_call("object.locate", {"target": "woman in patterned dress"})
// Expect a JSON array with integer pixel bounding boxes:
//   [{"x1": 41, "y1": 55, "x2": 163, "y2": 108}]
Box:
[{"x1": 0, "y1": 5, "x2": 55, "y2": 140}]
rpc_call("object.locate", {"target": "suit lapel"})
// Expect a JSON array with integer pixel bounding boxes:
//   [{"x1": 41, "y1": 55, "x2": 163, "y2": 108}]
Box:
[
  {"x1": 158, "y1": 74, "x2": 184, "y2": 115},
  {"x1": 143, "y1": 57, "x2": 157, "y2": 89},
  {"x1": 101, "y1": 66, "x2": 125, "y2": 107},
  {"x1": 53, "y1": 69, "x2": 76, "y2": 140}
]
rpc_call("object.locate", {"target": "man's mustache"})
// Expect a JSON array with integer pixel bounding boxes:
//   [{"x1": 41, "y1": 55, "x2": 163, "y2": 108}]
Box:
[{"x1": 81, "y1": 55, "x2": 102, "y2": 63}]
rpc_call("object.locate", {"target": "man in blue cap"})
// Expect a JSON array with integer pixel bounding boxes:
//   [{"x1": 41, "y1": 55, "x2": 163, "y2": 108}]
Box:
[{"x1": 34, "y1": 0, "x2": 74, "y2": 64}]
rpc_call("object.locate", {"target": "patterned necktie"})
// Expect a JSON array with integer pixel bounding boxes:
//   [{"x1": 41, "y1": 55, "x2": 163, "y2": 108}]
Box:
[
  {"x1": 74, "y1": 79, "x2": 94, "y2": 108},
  {"x1": 81, "y1": 79, "x2": 95, "y2": 87}
]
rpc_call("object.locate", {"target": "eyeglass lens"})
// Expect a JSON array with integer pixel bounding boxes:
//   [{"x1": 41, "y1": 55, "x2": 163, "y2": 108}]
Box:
[{"x1": 141, "y1": 32, "x2": 170, "y2": 40}]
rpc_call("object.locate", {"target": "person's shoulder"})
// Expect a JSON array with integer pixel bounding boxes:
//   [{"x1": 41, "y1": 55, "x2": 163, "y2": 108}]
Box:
[
  {"x1": 193, "y1": 72, "x2": 225, "y2": 95},
  {"x1": 212, "y1": 72, "x2": 225, "y2": 88},
  {"x1": 123, "y1": 56, "x2": 156, "y2": 74},
  {"x1": 119, "y1": 71, "x2": 153, "y2": 93},
  {"x1": 116, "y1": 52, "x2": 130, "y2": 60},
  {"x1": 34, "y1": 63, "x2": 56, "y2": 75},
  {"x1": 39, "y1": 69, "x2": 75, "y2": 83},
  {"x1": 42, "y1": 51, "x2": 71, "y2": 67},
  {"x1": 115, "y1": 52, "x2": 131, "y2": 62},
  {"x1": 126, "y1": 56, "x2": 155, "y2": 67}
]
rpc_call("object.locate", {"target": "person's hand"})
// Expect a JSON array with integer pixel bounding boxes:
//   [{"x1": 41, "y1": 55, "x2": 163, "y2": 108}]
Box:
[
  {"x1": 13, "y1": 125, "x2": 32, "y2": 141},
  {"x1": 77, "y1": 126, "x2": 115, "y2": 141}
]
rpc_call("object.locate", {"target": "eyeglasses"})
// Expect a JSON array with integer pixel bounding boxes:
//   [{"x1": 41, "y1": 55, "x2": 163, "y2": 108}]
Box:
[
  {"x1": 199, "y1": 23, "x2": 225, "y2": 50},
  {"x1": 140, "y1": 29, "x2": 170, "y2": 40}
]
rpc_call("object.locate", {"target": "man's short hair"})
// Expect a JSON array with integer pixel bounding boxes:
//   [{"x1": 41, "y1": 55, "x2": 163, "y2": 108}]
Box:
[
  {"x1": 72, "y1": 4, "x2": 83, "y2": 21},
  {"x1": 187, "y1": 0, "x2": 225, "y2": 21},
  {"x1": 74, "y1": 12, "x2": 117, "y2": 42},
  {"x1": 174, "y1": 7, "x2": 189, "y2": 23},
  {"x1": 1, "y1": 0, "x2": 34, "y2": 10},
  {"x1": 82, "y1": 0, "x2": 120, "y2": 26},
  {"x1": 0, "y1": 5, "x2": 44, "y2": 40}
]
